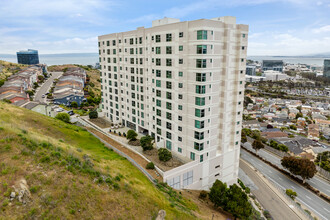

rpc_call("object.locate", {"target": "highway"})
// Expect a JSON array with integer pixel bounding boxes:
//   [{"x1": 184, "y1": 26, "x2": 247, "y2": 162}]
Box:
[
  {"x1": 243, "y1": 141, "x2": 330, "y2": 197},
  {"x1": 239, "y1": 160, "x2": 301, "y2": 220},
  {"x1": 241, "y1": 148, "x2": 330, "y2": 220},
  {"x1": 34, "y1": 72, "x2": 62, "y2": 103}
]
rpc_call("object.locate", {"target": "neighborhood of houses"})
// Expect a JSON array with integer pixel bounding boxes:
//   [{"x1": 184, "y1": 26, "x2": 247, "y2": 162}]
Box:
[
  {"x1": 243, "y1": 96, "x2": 330, "y2": 161},
  {"x1": 0, "y1": 64, "x2": 46, "y2": 105},
  {"x1": 0, "y1": 65, "x2": 87, "y2": 118}
]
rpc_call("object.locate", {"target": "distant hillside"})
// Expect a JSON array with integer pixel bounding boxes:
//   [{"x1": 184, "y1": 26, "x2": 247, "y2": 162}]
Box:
[
  {"x1": 0, "y1": 60, "x2": 27, "y2": 83},
  {"x1": 0, "y1": 102, "x2": 203, "y2": 219}
]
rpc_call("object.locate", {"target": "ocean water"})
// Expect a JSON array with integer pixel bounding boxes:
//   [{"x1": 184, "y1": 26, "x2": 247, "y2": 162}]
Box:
[
  {"x1": 0, "y1": 53, "x2": 99, "y2": 66},
  {"x1": 248, "y1": 56, "x2": 329, "y2": 66},
  {"x1": 0, "y1": 53, "x2": 328, "y2": 66}
]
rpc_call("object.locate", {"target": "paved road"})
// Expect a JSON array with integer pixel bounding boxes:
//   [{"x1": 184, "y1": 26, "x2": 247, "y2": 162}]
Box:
[
  {"x1": 241, "y1": 148, "x2": 330, "y2": 220},
  {"x1": 240, "y1": 160, "x2": 301, "y2": 220},
  {"x1": 34, "y1": 72, "x2": 62, "y2": 103},
  {"x1": 244, "y1": 140, "x2": 330, "y2": 197}
]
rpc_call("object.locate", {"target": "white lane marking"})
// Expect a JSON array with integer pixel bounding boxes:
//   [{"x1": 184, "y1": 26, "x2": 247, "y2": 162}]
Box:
[
  {"x1": 324, "y1": 208, "x2": 330, "y2": 213},
  {"x1": 291, "y1": 185, "x2": 295, "y2": 189},
  {"x1": 305, "y1": 195, "x2": 312, "y2": 200},
  {"x1": 268, "y1": 170, "x2": 272, "y2": 173},
  {"x1": 326, "y1": 189, "x2": 330, "y2": 193},
  {"x1": 279, "y1": 177, "x2": 283, "y2": 180},
  {"x1": 297, "y1": 199, "x2": 328, "y2": 220}
]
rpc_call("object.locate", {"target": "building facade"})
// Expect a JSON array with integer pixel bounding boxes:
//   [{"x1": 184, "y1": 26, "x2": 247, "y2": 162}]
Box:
[
  {"x1": 262, "y1": 60, "x2": 283, "y2": 72},
  {"x1": 17, "y1": 49, "x2": 39, "y2": 65},
  {"x1": 98, "y1": 17, "x2": 248, "y2": 189},
  {"x1": 246, "y1": 64, "x2": 256, "y2": 76},
  {"x1": 324, "y1": 59, "x2": 330, "y2": 78}
]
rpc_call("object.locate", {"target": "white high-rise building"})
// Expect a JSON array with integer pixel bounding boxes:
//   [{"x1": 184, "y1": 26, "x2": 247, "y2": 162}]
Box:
[{"x1": 98, "y1": 16, "x2": 248, "y2": 190}]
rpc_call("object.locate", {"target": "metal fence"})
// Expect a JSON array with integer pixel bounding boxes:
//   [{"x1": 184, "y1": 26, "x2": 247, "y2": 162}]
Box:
[{"x1": 264, "y1": 145, "x2": 290, "y2": 158}]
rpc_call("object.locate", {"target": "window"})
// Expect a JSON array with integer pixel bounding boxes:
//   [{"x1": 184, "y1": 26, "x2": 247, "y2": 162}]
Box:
[
  {"x1": 194, "y1": 142, "x2": 204, "y2": 151},
  {"x1": 190, "y1": 152, "x2": 195, "y2": 160},
  {"x1": 194, "y1": 131, "x2": 204, "y2": 140},
  {"x1": 196, "y1": 59, "x2": 207, "y2": 68},
  {"x1": 179, "y1": 59, "x2": 183, "y2": 64},
  {"x1": 179, "y1": 45, "x2": 183, "y2": 51},
  {"x1": 179, "y1": 32, "x2": 183, "y2": 38},
  {"x1": 156, "y1": 90, "x2": 161, "y2": 97},
  {"x1": 166, "y1": 122, "x2": 172, "y2": 130},
  {"x1": 166, "y1": 81, "x2": 172, "y2": 89},
  {"x1": 196, "y1": 73, "x2": 206, "y2": 82},
  {"x1": 178, "y1": 116, "x2": 182, "y2": 121},
  {"x1": 130, "y1": 38, "x2": 134, "y2": 44},
  {"x1": 166, "y1": 102, "x2": 172, "y2": 110},
  {"x1": 156, "y1": 109, "x2": 161, "y2": 116},
  {"x1": 178, "y1": 147, "x2": 182, "y2": 153},
  {"x1": 195, "y1": 97, "x2": 205, "y2": 106},
  {"x1": 200, "y1": 155, "x2": 204, "y2": 162},
  {"x1": 166, "y1": 46, "x2": 172, "y2": 54},
  {"x1": 178, "y1": 94, "x2": 183, "y2": 99},
  {"x1": 196, "y1": 85, "x2": 206, "y2": 94},
  {"x1": 156, "y1": 58, "x2": 161, "y2": 66},
  {"x1": 178, "y1": 105, "x2": 182, "y2": 110},
  {"x1": 195, "y1": 120, "x2": 204, "y2": 129},
  {"x1": 166, "y1": 59, "x2": 172, "y2": 66},
  {"x1": 166, "y1": 92, "x2": 172, "y2": 100},
  {"x1": 178, "y1": 83, "x2": 183, "y2": 88},
  {"x1": 195, "y1": 109, "x2": 205, "y2": 117},
  {"x1": 166, "y1": 112, "x2": 172, "y2": 120},
  {"x1": 179, "y1": 71, "x2": 183, "y2": 77},
  {"x1": 197, "y1": 30, "x2": 207, "y2": 40},
  {"x1": 156, "y1": 35, "x2": 161, "y2": 42},
  {"x1": 178, "y1": 126, "x2": 182, "y2": 131},
  {"x1": 156, "y1": 47, "x2": 161, "y2": 54},
  {"x1": 243, "y1": 34, "x2": 246, "y2": 38},
  {"x1": 156, "y1": 80, "x2": 161, "y2": 87},
  {"x1": 157, "y1": 128, "x2": 161, "y2": 135},
  {"x1": 166, "y1": 33, "x2": 172, "y2": 42},
  {"x1": 197, "y1": 45, "x2": 207, "y2": 54},
  {"x1": 166, "y1": 71, "x2": 172, "y2": 78},
  {"x1": 166, "y1": 132, "x2": 172, "y2": 140},
  {"x1": 156, "y1": 70, "x2": 161, "y2": 77}
]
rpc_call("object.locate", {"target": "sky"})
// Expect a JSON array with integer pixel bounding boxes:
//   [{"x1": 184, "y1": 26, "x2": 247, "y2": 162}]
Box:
[{"x1": 1, "y1": 0, "x2": 330, "y2": 56}]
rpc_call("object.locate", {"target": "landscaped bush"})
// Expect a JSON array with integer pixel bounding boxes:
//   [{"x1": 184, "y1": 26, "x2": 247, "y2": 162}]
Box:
[
  {"x1": 126, "y1": 130, "x2": 137, "y2": 141},
  {"x1": 146, "y1": 162, "x2": 155, "y2": 169},
  {"x1": 158, "y1": 148, "x2": 172, "y2": 162},
  {"x1": 89, "y1": 110, "x2": 98, "y2": 119}
]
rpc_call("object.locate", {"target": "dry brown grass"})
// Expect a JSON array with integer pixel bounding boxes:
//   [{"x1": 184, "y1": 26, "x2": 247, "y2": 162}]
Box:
[{"x1": 0, "y1": 60, "x2": 28, "y2": 80}]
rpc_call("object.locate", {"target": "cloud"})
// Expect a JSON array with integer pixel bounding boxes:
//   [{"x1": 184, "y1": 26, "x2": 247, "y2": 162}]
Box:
[{"x1": 312, "y1": 25, "x2": 330, "y2": 33}]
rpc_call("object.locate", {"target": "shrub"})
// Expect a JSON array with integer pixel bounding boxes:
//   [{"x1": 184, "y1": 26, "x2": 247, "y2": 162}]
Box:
[
  {"x1": 199, "y1": 190, "x2": 208, "y2": 199},
  {"x1": 126, "y1": 129, "x2": 138, "y2": 141},
  {"x1": 286, "y1": 189, "x2": 297, "y2": 200},
  {"x1": 140, "y1": 135, "x2": 154, "y2": 151},
  {"x1": 123, "y1": 132, "x2": 126, "y2": 137},
  {"x1": 146, "y1": 162, "x2": 155, "y2": 169},
  {"x1": 118, "y1": 132, "x2": 121, "y2": 136},
  {"x1": 89, "y1": 110, "x2": 98, "y2": 119},
  {"x1": 158, "y1": 148, "x2": 172, "y2": 162},
  {"x1": 55, "y1": 113, "x2": 70, "y2": 123},
  {"x1": 71, "y1": 101, "x2": 78, "y2": 108},
  {"x1": 30, "y1": 186, "x2": 40, "y2": 193}
]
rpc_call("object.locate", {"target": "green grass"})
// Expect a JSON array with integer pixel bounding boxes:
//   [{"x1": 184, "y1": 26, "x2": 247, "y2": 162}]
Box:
[{"x1": 0, "y1": 101, "x2": 197, "y2": 219}]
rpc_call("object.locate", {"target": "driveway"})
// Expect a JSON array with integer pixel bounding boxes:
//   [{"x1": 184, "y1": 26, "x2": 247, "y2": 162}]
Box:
[{"x1": 34, "y1": 72, "x2": 62, "y2": 103}]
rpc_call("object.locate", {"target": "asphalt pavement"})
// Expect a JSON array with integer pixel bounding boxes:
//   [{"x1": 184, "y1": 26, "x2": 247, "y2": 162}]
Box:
[
  {"x1": 241, "y1": 148, "x2": 330, "y2": 220},
  {"x1": 34, "y1": 72, "x2": 62, "y2": 103},
  {"x1": 239, "y1": 160, "x2": 301, "y2": 220},
  {"x1": 243, "y1": 140, "x2": 330, "y2": 197}
]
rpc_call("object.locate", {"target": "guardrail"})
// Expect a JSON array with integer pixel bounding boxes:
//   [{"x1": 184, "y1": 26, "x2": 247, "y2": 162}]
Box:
[{"x1": 317, "y1": 166, "x2": 330, "y2": 181}]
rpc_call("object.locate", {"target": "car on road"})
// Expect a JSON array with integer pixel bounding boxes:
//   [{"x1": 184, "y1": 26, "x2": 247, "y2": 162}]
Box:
[
  {"x1": 55, "y1": 108, "x2": 64, "y2": 112},
  {"x1": 67, "y1": 110, "x2": 74, "y2": 116},
  {"x1": 42, "y1": 95, "x2": 45, "y2": 98}
]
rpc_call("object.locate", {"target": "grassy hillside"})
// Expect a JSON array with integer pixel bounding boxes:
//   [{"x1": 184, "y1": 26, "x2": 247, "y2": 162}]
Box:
[{"x1": 0, "y1": 102, "x2": 198, "y2": 219}]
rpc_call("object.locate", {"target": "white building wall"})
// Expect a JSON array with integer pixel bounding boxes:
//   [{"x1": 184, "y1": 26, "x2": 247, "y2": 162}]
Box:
[{"x1": 98, "y1": 16, "x2": 248, "y2": 190}]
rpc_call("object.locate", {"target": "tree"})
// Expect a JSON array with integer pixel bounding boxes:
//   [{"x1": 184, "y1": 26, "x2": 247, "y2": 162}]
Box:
[
  {"x1": 37, "y1": 75, "x2": 44, "y2": 82},
  {"x1": 71, "y1": 101, "x2": 78, "y2": 108},
  {"x1": 286, "y1": 189, "x2": 297, "y2": 200},
  {"x1": 55, "y1": 113, "x2": 70, "y2": 123},
  {"x1": 140, "y1": 135, "x2": 154, "y2": 151},
  {"x1": 241, "y1": 132, "x2": 247, "y2": 143},
  {"x1": 209, "y1": 180, "x2": 252, "y2": 220},
  {"x1": 252, "y1": 139, "x2": 264, "y2": 154},
  {"x1": 281, "y1": 156, "x2": 317, "y2": 183},
  {"x1": 126, "y1": 129, "x2": 137, "y2": 141},
  {"x1": 158, "y1": 148, "x2": 172, "y2": 162},
  {"x1": 289, "y1": 125, "x2": 297, "y2": 130},
  {"x1": 315, "y1": 151, "x2": 330, "y2": 172},
  {"x1": 209, "y1": 180, "x2": 228, "y2": 207},
  {"x1": 0, "y1": 79, "x2": 5, "y2": 87},
  {"x1": 25, "y1": 90, "x2": 34, "y2": 96},
  {"x1": 89, "y1": 110, "x2": 98, "y2": 119},
  {"x1": 295, "y1": 112, "x2": 303, "y2": 119}
]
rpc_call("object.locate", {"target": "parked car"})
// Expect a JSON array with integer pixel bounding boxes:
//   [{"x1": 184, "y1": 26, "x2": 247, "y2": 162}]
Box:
[
  {"x1": 67, "y1": 110, "x2": 74, "y2": 116},
  {"x1": 42, "y1": 95, "x2": 45, "y2": 98}
]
